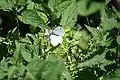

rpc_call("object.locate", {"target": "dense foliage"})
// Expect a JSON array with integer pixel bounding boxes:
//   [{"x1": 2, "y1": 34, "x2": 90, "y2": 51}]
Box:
[{"x1": 0, "y1": 0, "x2": 120, "y2": 80}]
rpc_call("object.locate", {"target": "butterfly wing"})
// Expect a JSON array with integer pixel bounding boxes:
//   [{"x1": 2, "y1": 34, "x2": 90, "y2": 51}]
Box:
[
  {"x1": 45, "y1": 27, "x2": 65, "y2": 46},
  {"x1": 50, "y1": 35, "x2": 62, "y2": 46},
  {"x1": 53, "y1": 26, "x2": 65, "y2": 36}
]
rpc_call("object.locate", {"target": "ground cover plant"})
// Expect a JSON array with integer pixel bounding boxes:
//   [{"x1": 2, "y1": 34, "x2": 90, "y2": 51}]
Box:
[{"x1": 0, "y1": 0, "x2": 120, "y2": 80}]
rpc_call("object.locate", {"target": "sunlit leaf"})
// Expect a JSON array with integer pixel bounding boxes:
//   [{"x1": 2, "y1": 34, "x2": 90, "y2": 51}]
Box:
[
  {"x1": 27, "y1": 0, "x2": 44, "y2": 11},
  {"x1": 48, "y1": 0, "x2": 77, "y2": 27},
  {"x1": 17, "y1": 0, "x2": 26, "y2": 5},
  {"x1": 85, "y1": 25, "x2": 100, "y2": 37},
  {"x1": 48, "y1": 0, "x2": 63, "y2": 12},
  {"x1": 21, "y1": 51, "x2": 32, "y2": 62},
  {"x1": 18, "y1": 10, "x2": 47, "y2": 27},
  {"x1": 60, "y1": 0, "x2": 77, "y2": 27},
  {"x1": 74, "y1": 29, "x2": 89, "y2": 50},
  {"x1": 101, "y1": 18, "x2": 118, "y2": 31},
  {"x1": 0, "y1": 0, "x2": 15, "y2": 10}
]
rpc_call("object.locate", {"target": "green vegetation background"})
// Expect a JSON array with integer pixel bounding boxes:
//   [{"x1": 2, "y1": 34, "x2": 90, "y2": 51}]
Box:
[{"x1": 0, "y1": 0, "x2": 120, "y2": 80}]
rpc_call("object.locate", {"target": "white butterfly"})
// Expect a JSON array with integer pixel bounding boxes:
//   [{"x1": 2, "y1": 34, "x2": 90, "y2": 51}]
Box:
[{"x1": 45, "y1": 26, "x2": 65, "y2": 46}]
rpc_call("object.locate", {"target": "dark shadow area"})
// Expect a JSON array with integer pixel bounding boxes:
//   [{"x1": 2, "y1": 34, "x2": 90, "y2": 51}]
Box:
[
  {"x1": 0, "y1": 11, "x2": 16, "y2": 37},
  {"x1": 77, "y1": 11, "x2": 101, "y2": 28},
  {"x1": 76, "y1": 68, "x2": 97, "y2": 80}
]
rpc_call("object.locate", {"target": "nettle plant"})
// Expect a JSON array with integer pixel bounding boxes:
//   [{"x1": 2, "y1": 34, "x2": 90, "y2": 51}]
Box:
[{"x1": 0, "y1": 0, "x2": 120, "y2": 80}]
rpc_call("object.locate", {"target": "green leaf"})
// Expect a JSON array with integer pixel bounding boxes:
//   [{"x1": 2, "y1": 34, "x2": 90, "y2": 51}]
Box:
[
  {"x1": 105, "y1": 0, "x2": 111, "y2": 4},
  {"x1": 101, "y1": 18, "x2": 118, "y2": 31},
  {"x1": 62, "y1": 71, "x2": 72, "y2": 80},
  {"x1": 14, "y1": 40, "x2": 32, "y2": 62},
  {"x1": 103, "y1": 68, "x2": 120, "y2": 80},
  {"x1": 16, "y1": 34, "x2": 41, "y2": 61},
  {"x1": 8, "y1": 66, "x2": 17, "y2": 80},
  {"x1": 24, "y1": 72, "x2": 34, "y2": 80},
  {"x1": 27, "y1": 0, "x2": 44, "y2": 11},
  {"x1": 20, "y1": 34, "x2": 35, "y2": 44},
  {"x1": 18, "y1": 10, "x2": 47, "y2": 27},
  {"x1": 17, "y1": 0, "x2": 26, "y2": 5},
  {"x1": 60, "y1": 0, "x2": 77, "y2": 27},
  {"x1": 85, "y1": 25, "x2": 100, "y2": 38},
  {"x1": 78, "y1": 53, "x2": 105, "y2": 68},
  {"x1": 17, "y1": 63, "x2": 26, "y2": 76},
  {"x1": 116, "y1": 36, "x2": 120, "y2": 45},
  {"x1": 27, "y1": 58, "x2": 44, "y2": 80},
  {"x1": 27, "y1": 55, "x2": 69, "y2": 80},
  {"x1": 48, "y1": 0, "x2": 63, "y2": 12},
  {"x1": 48, "y1": 0, "x2": 77, "y2": 27},
  {"x1": 76, "y1": 0, "x2": 104, "y2": 16},
  {"x1": 74, "y1": 29, "x2": 89, "y2": 50},
  {"x1": 78, "y1": 52, "x2": 115, "y2": 69},
  {"x1": 13, "y1": 41, "x2": 21, "y2": 62},
  {"x1": 21, "y1": 51, "x2": 32, "y2": 62},
  {"x1": 101, "y1": 8, "x2": 120, "y2": 31},
  {"x1": 20, "y1": 44, "x2": 32, "y2": 62},
  {"x1": 0, "y1": 0, "x2": 15, "y2": 10},
  {"x1": 0, "y1": 59, "x2": 8, "y2": 79},
  {"x1": 54, "y1": 0, "x2": 72, "y2": 18}
]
